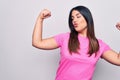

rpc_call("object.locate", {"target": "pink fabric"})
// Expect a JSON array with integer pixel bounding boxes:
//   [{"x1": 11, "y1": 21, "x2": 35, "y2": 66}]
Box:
[{"x1": 54, "y1": 32, "x2": 111, "y2": 80}]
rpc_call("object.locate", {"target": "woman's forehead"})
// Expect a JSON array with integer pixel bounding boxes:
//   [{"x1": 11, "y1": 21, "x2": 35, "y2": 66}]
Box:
[{"x1": 71, "y1": 10, "x2": 81, "y2": 16}]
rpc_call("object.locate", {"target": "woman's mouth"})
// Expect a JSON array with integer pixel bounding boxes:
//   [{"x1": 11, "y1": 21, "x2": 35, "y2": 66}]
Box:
[{"x1": 73, "y1": 23, "x2": 78, "y2": 27}]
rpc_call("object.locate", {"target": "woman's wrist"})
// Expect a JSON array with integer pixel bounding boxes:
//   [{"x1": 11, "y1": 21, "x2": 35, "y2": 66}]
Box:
[{"x1": 36, "y1": 17, "x2": 44, "y2": 23}]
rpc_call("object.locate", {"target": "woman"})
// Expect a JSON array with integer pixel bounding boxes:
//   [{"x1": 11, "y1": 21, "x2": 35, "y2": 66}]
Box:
[{"x1": 32, "y1": 6, "x2": 120, "y2": 80}]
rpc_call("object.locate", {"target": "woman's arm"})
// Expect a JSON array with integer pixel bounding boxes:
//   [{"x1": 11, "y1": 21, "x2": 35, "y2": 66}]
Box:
[
  {"x1": 102, "y1": 22, "x2": 120, "y2": 66},
  {"x1": 102, "y1": 50, "x2": 120, "y2": 66},
  {"x1": 32, "y1": 9, "x2": 58, "y2": 50}
]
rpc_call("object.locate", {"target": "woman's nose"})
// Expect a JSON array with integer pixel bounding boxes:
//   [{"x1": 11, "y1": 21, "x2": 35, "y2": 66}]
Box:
[{"x1": 73, "y1": 18, "x2": 77, "y2": 23}]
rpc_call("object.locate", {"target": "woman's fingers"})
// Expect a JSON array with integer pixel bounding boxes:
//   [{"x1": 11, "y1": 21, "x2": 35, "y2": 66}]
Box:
[
  {"x1": 39, "y1": 9, "x2": 51, "y2": 19},
  {"x1": 116, "y1": 22, "x2": 120, "y2": 30}
]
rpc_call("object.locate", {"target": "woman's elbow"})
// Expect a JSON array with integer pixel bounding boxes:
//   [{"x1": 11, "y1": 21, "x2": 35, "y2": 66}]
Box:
[{"x1": 32, "y1": 40, "x2": 40, "y2": 48}]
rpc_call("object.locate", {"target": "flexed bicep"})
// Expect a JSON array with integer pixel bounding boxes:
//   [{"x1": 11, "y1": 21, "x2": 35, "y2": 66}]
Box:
[
  {"x1": 32, "y1": 37, "x2": 59, "y2": 50},
  {"x1": 102, "y1": 50, "x2": 120, "y2": 66},
  {"x1": 32, "y1": 9, "x2": 59, "y2": 50}
]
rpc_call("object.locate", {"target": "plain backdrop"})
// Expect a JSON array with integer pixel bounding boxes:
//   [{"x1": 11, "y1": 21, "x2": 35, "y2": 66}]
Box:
[{"x1": 0, "y1": 0, "x2": 120, "y2": 80}]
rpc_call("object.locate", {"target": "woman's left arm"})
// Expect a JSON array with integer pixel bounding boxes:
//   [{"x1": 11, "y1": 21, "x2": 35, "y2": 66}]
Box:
[
  {"x1": 102, "y1": 50, "x2": 120, "y2": 66},
  {"x1": 102, "y1": 22, "x2": 120, "y2": 66}
]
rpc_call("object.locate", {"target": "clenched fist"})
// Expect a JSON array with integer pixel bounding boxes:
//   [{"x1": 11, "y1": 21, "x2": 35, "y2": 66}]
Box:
[
  {"x1": 116, "y1": 22, "x2": 120, "y2": 31},
  {"x1": 38, "y1": 9, "x2": 51, "y2": 20}
]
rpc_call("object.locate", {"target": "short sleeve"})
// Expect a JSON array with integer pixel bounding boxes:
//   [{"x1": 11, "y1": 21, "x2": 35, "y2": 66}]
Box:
[
  {"x1": 54, "y1": 33, "x2": 66, "y2": 47},
  {"x1": 98, "y1": 39, "x2": 111, "y2": 56}
]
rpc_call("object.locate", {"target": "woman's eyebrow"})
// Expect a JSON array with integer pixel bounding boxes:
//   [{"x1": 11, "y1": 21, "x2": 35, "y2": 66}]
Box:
[
  {"x1": 71, "y1": 13, "x2": 80, "y2": 18},
  {"x1": 76, "y1": 13, "x2": 80, "y2": 16}
]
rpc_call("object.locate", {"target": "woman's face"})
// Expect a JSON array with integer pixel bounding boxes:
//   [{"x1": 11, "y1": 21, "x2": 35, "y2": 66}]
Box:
[{"x1": 71, "y1": 10, "x2": 87, "y2": 33}]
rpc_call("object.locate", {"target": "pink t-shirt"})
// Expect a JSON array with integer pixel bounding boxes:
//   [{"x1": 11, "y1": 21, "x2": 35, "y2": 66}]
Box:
[{"x1": 54, "y1": 32, "x2": 111, "y2": 80}]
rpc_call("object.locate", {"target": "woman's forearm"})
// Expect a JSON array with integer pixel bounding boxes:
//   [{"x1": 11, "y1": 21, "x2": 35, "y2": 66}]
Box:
[{"x1": 32, "y1": 18, "x2": 43, "y2": 47}]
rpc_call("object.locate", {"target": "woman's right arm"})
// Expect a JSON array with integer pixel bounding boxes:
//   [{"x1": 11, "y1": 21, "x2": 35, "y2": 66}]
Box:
[{"x1": 32, "y1": 9, "x2": 59, "y2": 50}]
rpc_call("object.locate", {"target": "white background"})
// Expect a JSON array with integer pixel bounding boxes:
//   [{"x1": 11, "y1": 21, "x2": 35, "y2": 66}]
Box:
[{"x1": 0, "y1": 0, "x2": 120, "y2": 80}]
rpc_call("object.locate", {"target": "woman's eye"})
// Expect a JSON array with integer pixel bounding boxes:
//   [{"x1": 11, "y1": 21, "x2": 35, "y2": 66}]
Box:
[{"x1": 77, "y1": 16, "x2": 81, "y2": 18}]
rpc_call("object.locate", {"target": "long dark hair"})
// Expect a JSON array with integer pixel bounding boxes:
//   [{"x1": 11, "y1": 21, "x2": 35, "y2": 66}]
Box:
[{"x1": 68, "y1": 5, "x2": 99, "y2": 56}]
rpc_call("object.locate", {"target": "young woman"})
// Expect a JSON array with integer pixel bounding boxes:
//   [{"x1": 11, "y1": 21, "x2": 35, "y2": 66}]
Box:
[{"x1": 32, "y1": 6, "x2": 120, "y2": 80}]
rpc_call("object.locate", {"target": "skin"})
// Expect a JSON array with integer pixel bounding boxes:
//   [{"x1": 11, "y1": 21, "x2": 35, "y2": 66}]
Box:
[
  {"x1": 71, "y1": 10, "x2": 87, "y2": 37},
  {"x1": 116, "y1": 22, "x2": 120, "y2": 30},
  {"x1": 32, "y1": 9, "x2": 58, "y2": 50},
  {"x1": 32, "y1": 9, "x2": 120, "y2": 66}
]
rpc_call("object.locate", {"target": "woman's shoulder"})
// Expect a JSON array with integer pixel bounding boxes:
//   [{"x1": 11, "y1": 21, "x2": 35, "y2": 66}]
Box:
[
  {"x1": 97, "y1": 38, "x2": 109, "y2": 47},
  {"x1": 97, "y1": 38, "x2": 104, "y2": 44},
  {"x1": 53, "y1": 32, "x2": 70, "y2": 45},
  {"x1": 55, "y1": 32, "x2": 70, "y2": 37}
]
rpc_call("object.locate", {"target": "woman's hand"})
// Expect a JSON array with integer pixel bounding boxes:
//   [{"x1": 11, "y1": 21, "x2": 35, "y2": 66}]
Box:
[
  {"x1": 116, "y1": 22, "x2": 120, "y2": 30},
  {"x1": 38, "y1": 9, "x2": 51, "y2": 20},
  {"x1": 32, "y1": 9, "x2": 58, "y2": 50}
]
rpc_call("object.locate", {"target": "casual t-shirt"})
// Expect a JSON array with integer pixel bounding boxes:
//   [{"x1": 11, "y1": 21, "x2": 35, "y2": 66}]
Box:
[{"x1": 54, "y1": 32, "x2": 111, "y2": 80}]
